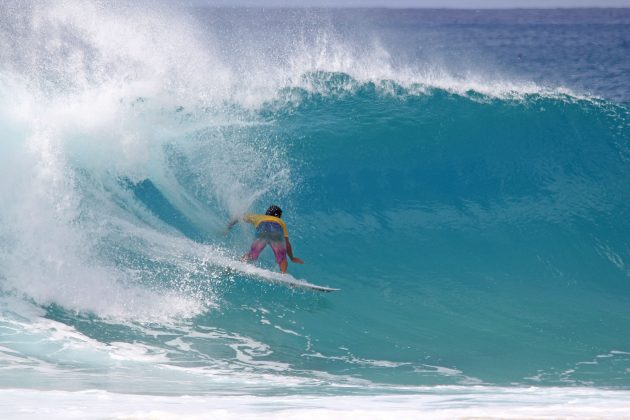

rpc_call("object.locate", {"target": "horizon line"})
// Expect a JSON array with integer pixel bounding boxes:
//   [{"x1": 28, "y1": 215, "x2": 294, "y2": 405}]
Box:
[{"x1": 192, "y1": 5, "x2": 630, "y2": 10}]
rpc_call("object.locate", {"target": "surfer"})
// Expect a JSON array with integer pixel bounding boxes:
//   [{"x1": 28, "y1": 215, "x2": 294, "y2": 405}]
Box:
[{"x1": 226, "y1": 205, "x2": 304, "y2": 273}]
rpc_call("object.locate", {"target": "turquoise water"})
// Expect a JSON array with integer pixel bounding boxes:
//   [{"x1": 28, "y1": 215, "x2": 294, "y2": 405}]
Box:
[{"x1": 1, "y1": 2, "x2": 630, "y2": 415}]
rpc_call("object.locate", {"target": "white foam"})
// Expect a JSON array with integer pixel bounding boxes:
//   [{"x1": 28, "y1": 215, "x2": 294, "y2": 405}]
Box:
[
  {"x1": 273, "y1": 325, "x2": 301, "y2": 336},
  {"x1": 0, "y1": 0, "x2": 310, "y2": 324},
  {"x1": 0, "y1": 303, "x2": 187, "y2": 372},
  {"x1": 2, "y1": 386, "x2": 630, "y2": 420}
]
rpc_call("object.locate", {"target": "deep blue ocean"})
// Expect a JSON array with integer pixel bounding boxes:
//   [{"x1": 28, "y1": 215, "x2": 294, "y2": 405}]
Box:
[{"x1": 1, "y1": 2, "x2": 630, "y2": 418}]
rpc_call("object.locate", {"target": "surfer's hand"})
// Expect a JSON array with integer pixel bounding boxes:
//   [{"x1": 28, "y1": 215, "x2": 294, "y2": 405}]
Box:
[
  {"x1": 225, "y1": 219, "x2": 239, "y2": 234},
  {"x1": 223, "y1": 220, "x2": 238, "y2": 236},
  {"x1": 291, "y1": 257, "x2": 304, "y2": 264}
]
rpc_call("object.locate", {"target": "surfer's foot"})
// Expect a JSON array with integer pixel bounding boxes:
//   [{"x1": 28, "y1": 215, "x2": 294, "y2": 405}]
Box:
[{"x1": 240, "y1": 254, "x2": 251, "y2": 263}]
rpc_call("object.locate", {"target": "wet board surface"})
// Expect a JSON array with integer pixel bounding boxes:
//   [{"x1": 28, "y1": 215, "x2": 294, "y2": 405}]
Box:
[{"x1": 225, "y1": 260, "x2": 340, "y2": 293}]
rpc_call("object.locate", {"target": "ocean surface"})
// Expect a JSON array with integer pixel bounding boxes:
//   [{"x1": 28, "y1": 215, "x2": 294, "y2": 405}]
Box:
[{"x1": 1, "y1": 2, "x2": 630, "y2": 418}]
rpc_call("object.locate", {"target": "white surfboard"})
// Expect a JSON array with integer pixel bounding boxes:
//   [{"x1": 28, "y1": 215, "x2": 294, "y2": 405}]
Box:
[{"x1": 225, "y1": 260, "x2": 340, "y2": 293}]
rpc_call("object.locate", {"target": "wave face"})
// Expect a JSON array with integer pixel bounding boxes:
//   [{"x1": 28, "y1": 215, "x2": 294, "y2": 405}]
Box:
[{"x1": 1, "y1": 2, "x2": 630, "y2": 398}]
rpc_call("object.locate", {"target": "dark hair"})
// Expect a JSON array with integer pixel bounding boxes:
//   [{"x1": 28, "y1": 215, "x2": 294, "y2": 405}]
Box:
[{"x1": 265, "y1": 205, "x2": 282, "y2": 218}]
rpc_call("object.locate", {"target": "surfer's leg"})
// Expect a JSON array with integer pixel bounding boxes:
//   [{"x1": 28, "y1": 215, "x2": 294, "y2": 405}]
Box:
[
  {"x1": 270, "y1": 241, "x2": 288, "y2": 273},
  {"x1": 246, "y1": 239, "x2": 267, "y2": 261}
]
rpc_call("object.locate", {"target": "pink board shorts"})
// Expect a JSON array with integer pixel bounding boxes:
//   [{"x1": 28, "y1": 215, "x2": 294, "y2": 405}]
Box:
[{"x1": 248, "y1": 222, "x2": 287, "y2": 264}]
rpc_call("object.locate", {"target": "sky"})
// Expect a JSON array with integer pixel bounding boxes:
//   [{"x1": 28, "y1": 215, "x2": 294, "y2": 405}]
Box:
[{"x1": 193, "y1": 0, "x2": 630, "y2": 7}]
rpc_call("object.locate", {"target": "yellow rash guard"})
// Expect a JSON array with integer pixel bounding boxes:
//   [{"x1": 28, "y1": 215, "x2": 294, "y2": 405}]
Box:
[{"x1": 243, "y1": 213, "x2": 289, "y2": 238}]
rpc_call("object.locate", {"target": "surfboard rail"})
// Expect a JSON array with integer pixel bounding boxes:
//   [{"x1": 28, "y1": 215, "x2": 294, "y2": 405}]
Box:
[{"x1": 225, "y1": 260, "x2": 340, "y2": 292}]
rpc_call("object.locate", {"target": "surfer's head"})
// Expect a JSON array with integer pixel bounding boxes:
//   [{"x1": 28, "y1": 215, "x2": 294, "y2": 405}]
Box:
[{"x1": 265, "y1": 205, "x2": 282, "y2": 218}]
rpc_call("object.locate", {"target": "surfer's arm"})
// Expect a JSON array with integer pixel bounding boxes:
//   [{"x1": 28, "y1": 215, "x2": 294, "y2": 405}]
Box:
[
  {"x1": 224, "y1": 217, "x2": 242, "y2": 235},
  {"x1": 224, "y1": 216, "x2": 244, "y2": 235},
  {"x1": 285, "y1": 237, "x2": 304, "y2": 264},
  {"x1": 226, "y1": 213, "x2": 256, "y2": 232}
]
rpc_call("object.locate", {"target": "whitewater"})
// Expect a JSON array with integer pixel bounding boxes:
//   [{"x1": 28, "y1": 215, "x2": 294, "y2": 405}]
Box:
[{"x1": 1, "y1": 1, "x2": 630, "y2": 418}]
